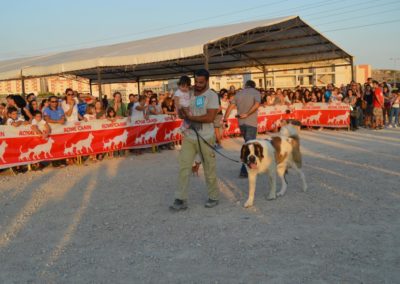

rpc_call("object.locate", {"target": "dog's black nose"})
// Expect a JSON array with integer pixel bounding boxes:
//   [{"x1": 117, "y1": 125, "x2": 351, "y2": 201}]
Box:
[{"x1": 249, "y1": 155, "x2": 256, "y2": 163}]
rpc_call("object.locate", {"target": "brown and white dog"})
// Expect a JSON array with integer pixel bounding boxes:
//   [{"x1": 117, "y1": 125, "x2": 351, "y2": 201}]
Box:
[{"x1": 240, "y1": 124, "x2": 307, "y2": 208}]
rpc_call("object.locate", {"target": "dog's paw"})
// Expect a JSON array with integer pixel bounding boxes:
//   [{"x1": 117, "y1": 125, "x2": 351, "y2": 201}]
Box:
[
  {"x1": 277, "y1": 190, "x2": 286, "y2": 197},
  {"x1": 244, "y1": 200, "x2": 253, "y2": 208},
  {"x1": 266, "y1": 193, "x2": 276, "y2": 200}
]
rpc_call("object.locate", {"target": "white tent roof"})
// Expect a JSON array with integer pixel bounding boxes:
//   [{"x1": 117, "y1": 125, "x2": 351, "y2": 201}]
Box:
[{"x1": 0, "y1": 16, "x2": 351, "y2": 82}]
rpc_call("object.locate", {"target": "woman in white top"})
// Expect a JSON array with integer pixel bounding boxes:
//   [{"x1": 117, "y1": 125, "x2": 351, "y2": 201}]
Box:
[
  {"x1": 130, "y1": 95, "x2": 148, "y2": 122},
  {"x1": 220, "y1": 89, "x2": 230, "y2": 116},
  {"x1": 62, "y1": 90, "x2": 82, "y2": 122}
]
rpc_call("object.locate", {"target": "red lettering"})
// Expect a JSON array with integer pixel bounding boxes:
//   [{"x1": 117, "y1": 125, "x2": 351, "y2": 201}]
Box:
[
  {"x1": 18, "y1": 130, "x2": 35, "y2": 136},
  {"x1": 0, "y1": 132, "x2": 4, "y2": 137},
  {"x1": 101, "y1": 122, "x2": 127, "y2": 128},
  {"x1": 77, "y1": 125, "x2": 92, "y2": 131},
  {"x1": 64, "y1": 127, "x2": 77, "y2": 133}
]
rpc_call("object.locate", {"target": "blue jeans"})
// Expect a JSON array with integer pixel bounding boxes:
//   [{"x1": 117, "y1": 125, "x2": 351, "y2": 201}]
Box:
[
  {"x1": 239, "y1": 124, "x2": 257, "y2": 176},
  {"x1": 389, "y1": 107, "x2": 399, "y2": 126}
]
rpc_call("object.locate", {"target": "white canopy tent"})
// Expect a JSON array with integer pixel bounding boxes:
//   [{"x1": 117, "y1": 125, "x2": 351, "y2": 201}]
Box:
[{"x1": 0, "y1": 15, "x2": 352, "y2": 94}]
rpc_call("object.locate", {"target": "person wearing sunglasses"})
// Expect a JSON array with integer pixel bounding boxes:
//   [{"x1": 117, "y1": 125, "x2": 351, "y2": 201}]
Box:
[
  {"x1": 62, "y1": 88, "x2": 82, "y2": 122},
  {"x1": 148, "y1": 96, "x2": 162, "y2": 116},
  {"x1": 43, "y1": 95, "x2": 65, "y2": 125}
]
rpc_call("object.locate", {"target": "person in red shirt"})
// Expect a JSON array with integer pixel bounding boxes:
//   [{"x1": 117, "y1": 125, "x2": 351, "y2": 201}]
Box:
[{"x1": 372, "y1": 80, "x2": 384, "y2": 129}]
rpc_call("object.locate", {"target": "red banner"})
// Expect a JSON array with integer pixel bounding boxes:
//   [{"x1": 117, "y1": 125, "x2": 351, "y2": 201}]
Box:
[
  {"x1": 0, "y1": 116, "x2": 182, "y2": 169},
  {"x1": 223, "y1": 103, "x2": 350, "y2": 135},
  {"x1": 0, "y1": 103, "x2": 350, "y2": 169},
  {"x1": 293, "y1": 102, "x2": 350, "y2": 127}
]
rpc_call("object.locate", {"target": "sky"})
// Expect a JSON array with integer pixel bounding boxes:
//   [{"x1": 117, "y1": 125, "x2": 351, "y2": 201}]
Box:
[{"x1": 1, "y1": 0, "x2": 399, "y2": 69}]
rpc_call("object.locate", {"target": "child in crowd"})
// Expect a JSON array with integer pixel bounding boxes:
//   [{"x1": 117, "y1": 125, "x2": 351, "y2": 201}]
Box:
[
  {"x1": 106, "y1": 107, "x2": 118, "y2": 122},
  {"x1": 84, "y1": 104, "x2": 96, "y2": 121},
  {"x1": 31, "y1": 110, "x2": 51, "y2": 139},
  {"x1": 6, "y1": 106, "x2": 28, "y2": 127},
  {"x1": 174, "y1": 75, "x2": 192, "y2": 130}
]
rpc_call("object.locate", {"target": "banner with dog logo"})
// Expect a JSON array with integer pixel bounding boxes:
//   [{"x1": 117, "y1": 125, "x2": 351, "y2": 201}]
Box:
[
  {"x1": 0, "y1": 104, "x2": 350, "y2": 169},
  {"x1": 0, "y1": 115, "x2": 182, "y2": 169},
  {"x1": 293, "y1": 102, "x2": 350, "y2": 127},
  {"x1": 223, "y1": 103, "x2": 350, "y2": 135}
]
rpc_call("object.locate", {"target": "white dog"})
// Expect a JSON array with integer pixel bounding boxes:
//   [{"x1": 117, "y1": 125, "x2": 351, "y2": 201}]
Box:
[
  {"x1": 240, "y1": 140, "x2": 277, "y2": 208},
  {"x1": 240, "y1": 124, "x2": 307, "y2": 208}
]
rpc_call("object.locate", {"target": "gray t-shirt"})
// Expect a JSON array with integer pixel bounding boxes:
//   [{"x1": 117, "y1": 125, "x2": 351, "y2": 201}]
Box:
[
  {"x1": 185, "y1": 88, "x2": 219, "y2": 141},
  {"x1": 232, "y1": 88, "x2": 261, "y2": 127}
]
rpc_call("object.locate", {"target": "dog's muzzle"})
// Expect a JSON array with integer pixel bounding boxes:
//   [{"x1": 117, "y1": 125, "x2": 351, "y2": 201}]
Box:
[{"x1": 247, "y1": 155, "x2": 258, "y2": 169}]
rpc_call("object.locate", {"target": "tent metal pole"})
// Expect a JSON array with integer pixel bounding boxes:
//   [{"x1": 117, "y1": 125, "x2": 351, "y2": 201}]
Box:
[
  {"x1": 89, "y1": 79, "x2": 93, "y2": 96},
  {"x1": 203, "y1": 45, "x2": 209, "y2": 70},
  {"x1": 137, "y1": 77, "x2": 141, "y2": 94},
  {"x1": 20, "y1": 70, "x2": 26, "y2": 96},
  {"x1": 262, "y1": 66, "x2": 267, "y2": 90},
  {"x1": 97, "y1": 67, "x2": 102, "y2": 100},
  {"x1": 350, "y1": 57, "x2": 355, "y2": 82}
]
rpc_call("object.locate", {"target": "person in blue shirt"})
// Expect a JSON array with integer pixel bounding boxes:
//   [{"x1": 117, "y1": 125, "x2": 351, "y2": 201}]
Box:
[
  {"x1": 43, "y1": 96, "x2": 65, "y2": 124},
  {"x1": 77, "y1": 93, "x2": 88, "y2": 118},
  {"x1": 324, "y1": 83, "x2": 333, "y2": 103}
]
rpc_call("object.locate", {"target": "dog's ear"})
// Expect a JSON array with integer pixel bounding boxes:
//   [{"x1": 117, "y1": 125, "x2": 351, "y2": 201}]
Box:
[
  {"x1": 253, "y1": 142, "x2": 264, "y2": 161},
  {"x1": 240, "y1": 144, "x2": 250, "y2": 162}
]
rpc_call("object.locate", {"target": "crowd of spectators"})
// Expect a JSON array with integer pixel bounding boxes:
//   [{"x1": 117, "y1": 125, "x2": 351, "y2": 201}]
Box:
[{"x1": 0, "y1": 77, "x2": 399, "y2": 172}]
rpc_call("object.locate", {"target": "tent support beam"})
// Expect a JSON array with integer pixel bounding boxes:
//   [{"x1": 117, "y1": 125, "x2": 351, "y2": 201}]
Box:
[
  {"x1": 137, "y1": 77, "x2": 141, "y2": 94},
  {"x1": 216, "y1": 42, "x2": 264, "y2": 72},
  {"x1": 204, "y1": 45, "x2": 209, "y2": 70},
  {"x1": 97, "y1": 67, "x2": 102, "y2": 100},
  {"x1": 350, "y1": 57, "x2": 354, "y2": 82},
  {"x1": 21, "y1": 77, "x2": 25, "y2": 96},
  {"x1": 263, "y1": 66, "x2": 267, "y2": 90},
  {"x1": 89, "y1": 79, "x2": 93, "y2": 95},
  {"x1": 20, "y1": 70, "x2": 25, "y2": 96}
]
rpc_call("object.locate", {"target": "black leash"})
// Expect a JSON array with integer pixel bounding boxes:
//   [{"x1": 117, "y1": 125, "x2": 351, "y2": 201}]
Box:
[{"x1": 190, "y1": 126, "x2": 241, "y2": 164}]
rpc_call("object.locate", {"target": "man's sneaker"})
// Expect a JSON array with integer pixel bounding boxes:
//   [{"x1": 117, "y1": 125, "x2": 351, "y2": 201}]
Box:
[
  {"x1": 169, "y1": 199, "x2": 188, "y2": 211},
  {"x1": 387, "y1": 124, "x2": 393, "y2": 128},
  {"x1": 205, "y1": 199, "x2": 219, "y2": 208}
]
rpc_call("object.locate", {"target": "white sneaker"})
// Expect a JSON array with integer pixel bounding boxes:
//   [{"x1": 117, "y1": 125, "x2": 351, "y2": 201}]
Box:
[{"x1": 388, "y1": 124, "x2": 393, "y2": 128}]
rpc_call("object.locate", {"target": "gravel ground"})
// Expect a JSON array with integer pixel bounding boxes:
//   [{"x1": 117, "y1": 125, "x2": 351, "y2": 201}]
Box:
[{"x1": 0, "y1": 128, "x2": 399, "y2": 283}]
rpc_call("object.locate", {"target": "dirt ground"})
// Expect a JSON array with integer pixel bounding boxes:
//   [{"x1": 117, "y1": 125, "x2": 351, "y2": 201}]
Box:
[{"x1": 0, "y1": 128, "x2": 399, "y2": 283}]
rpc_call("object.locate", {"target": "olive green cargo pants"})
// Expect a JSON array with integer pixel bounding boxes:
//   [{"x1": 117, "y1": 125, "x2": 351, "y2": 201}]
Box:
[{"x1": 176, "y1": 136, "x2": 219, "y2": 201}]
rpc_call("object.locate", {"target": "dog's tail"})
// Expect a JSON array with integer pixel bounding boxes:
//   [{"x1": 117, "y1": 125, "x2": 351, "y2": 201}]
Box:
[{"x1": 290, "y1": 137, "x2": 302, "y2": 168}]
